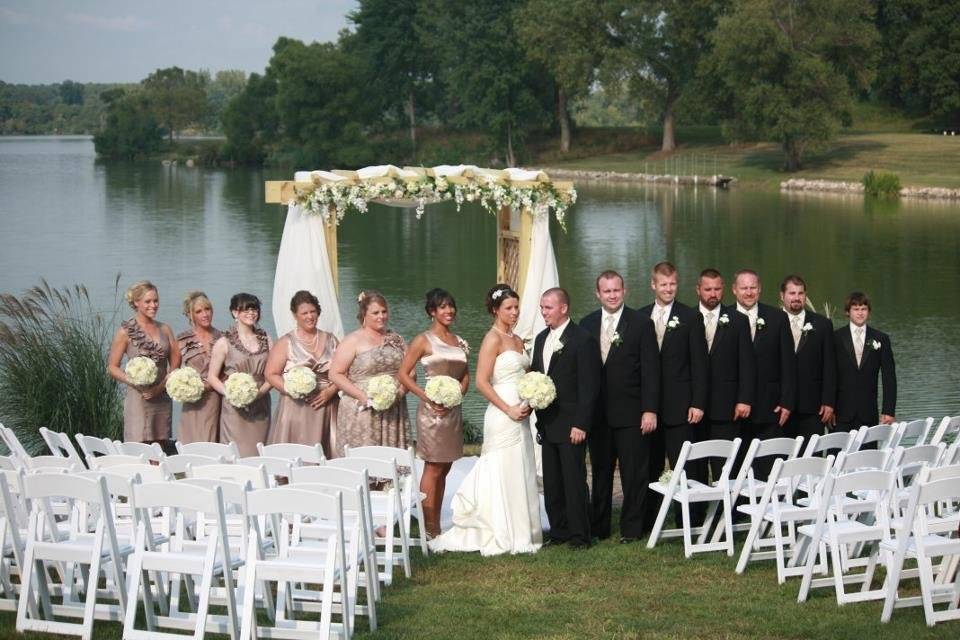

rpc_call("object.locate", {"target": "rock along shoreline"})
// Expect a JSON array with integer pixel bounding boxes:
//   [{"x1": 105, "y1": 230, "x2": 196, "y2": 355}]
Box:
[{"x1": 779, "y1": 178, "x2": 960, "y2": 201}]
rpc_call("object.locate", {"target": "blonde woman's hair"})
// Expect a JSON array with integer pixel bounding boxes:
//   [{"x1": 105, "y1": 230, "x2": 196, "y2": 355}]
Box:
[
  {"x1": 182, "y1": 290, "x2": 213, "y2": 322},
  {"x1": 125, "y1": 280, "x2": 158, "y2": 310}
]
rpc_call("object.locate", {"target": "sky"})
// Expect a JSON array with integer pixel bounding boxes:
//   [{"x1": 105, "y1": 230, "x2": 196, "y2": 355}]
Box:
[{"x1": 0, "y1": 0, "x2": 357, "y2": 84}]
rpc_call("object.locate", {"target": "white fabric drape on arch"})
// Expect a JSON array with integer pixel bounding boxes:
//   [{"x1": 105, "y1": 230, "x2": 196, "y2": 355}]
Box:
[{"x1": 271, "y1": 202, "x2": 344, "y2": 339}]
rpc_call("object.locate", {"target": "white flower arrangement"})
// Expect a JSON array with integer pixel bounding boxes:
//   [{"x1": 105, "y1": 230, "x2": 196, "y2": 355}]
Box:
[
  {"x1": 611, "y1": 331, "x2": 623, "y2": 347},
  {"x1": 224, "y1": 372, "x2": 259, "y2": 409},
  {"x1": 869, "y1": 339, "x2": 881, "y2": 351},
  {"x1": 755, "y1": 317, "x2": 766, "y2": 330},
  {"x1": 666, "y1": 316, "x2": 680, "y2": 331},
  {"x1": 283, "y1": 365, "x2": 318, "y2": 400},
  {"x1": 365, "y1": 374, "x2": 399, "y2": 411},
  {"x1": 165, "y1": 367, "x2": 204, "y2": 403},
  {"x1": 802, "y1": 322, "x2": 814, "y2": 333},
  {"x1": 424, "y1": 375, "x2": 463, "y2": 408},
  {"x1": 295, "y1": 175, "x2": 576, "y2": 229},
  {"x1": 517, "y1": 371, "x2": 557, "y2": 410},
  {"x1": 125, "y1": 356, "x2": 158, "y2": 387},
  {"x1": 718, "y1": 313, "x2": 730, "y2": 325},
  {"x1": 658, "y1": 469, "x2": 673, "y2": 484}
]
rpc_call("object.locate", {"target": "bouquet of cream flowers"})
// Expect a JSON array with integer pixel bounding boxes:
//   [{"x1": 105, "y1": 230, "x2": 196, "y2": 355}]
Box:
[
  {"x1": 365, "y1": 374, "x2": 399, "y2": 411},
  {"x1": 424, "y1": 375, "x2": 462, "y2": 408},
  {"x1": 224, "y1": 372, "x2": 259, "y2": 409},
  {"x1": 125, "y1": 356, "x2": 158, "y2": 387},
  {"x1": 517, "y1": 371, "x2": 557, "y2": 410},
  {"x1": 283, "y1": 365, "x2": 317, "y2": 400},
  {"x1": 165, "y1": 367, "x2": 204, "y2": 403}
]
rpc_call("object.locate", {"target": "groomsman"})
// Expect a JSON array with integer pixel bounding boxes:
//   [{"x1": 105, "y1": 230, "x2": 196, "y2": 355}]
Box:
[
  {"x1": 639, "y1": 262, "x2": 708, "y2": 524},
  {"x1": 532, "y1": 287, "x2": 602, "y2": 548},
  {"x1": 696, "y1": 269, "x2": 754, "y2": 480},
  {"x1": 579, "y1": 271, "x2": 659, "y2": 542},
  {"x1": 833, "y1": 291, "x2": 897, "y2": 431},
  {"x1": 780, "y1": 275, "x2": 836, "y2": 443},
  {"x1": 733, "y1": 269, "x2": 795, "y2": 477}
]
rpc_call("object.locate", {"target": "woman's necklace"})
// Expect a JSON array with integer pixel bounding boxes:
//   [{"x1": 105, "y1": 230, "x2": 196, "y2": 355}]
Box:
[
  {"x1": 297, "y1": 328, "x2": 321, "y2": 352},
  {"x1": 492, "y1": 325, "x2": 515, "y2": 339}
]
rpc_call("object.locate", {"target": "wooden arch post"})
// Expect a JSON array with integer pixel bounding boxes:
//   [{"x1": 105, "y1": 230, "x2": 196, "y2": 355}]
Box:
[{"x1": 496, "y1": 206, "x2": 533, "y2": 297}]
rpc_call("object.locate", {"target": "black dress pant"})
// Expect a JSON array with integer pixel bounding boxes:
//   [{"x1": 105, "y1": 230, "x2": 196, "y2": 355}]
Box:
[
  {"x1": 588, "y1": 424, "x2": 649, "y2": 539},
  {"x1": 542, "y1": 438, "x2": 591, "y2": 545},
  {"x1": 708, "y1": 420, "x2": 741, "y2": 482},
  {"x1": 786, "y1": 412, "x2": 825, "y2": 451}
]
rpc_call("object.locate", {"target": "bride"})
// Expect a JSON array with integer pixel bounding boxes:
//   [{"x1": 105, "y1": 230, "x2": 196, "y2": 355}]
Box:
[{"x1": 429, "y1": 284, "x2": 543, "y2": 555}]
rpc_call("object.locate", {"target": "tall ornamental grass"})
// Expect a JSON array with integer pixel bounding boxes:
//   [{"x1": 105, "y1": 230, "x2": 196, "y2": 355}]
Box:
[
  {"x1": 862, "y1": 170, "x2": 902, "y2": 197},
  {"x1": 0, "y1": 280, "x2": 123, "y2": 454}
]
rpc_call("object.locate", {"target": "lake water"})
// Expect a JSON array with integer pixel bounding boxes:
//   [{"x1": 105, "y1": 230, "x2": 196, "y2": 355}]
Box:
[{"x1": 1, "y1": 136, "x2": 958, "y2": 431}]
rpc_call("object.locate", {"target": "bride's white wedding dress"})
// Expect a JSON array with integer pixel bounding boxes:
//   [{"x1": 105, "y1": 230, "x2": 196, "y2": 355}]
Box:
[{"x1": 429, "y1": 350, "x2": 543, "y2": 556}]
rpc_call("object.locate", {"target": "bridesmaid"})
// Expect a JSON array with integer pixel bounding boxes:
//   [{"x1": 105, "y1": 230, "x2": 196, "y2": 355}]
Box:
[
  {"x1": 208, "y1": 293, "x2": 272, "y2": 457},
  {"x1": 107, "y1": 280, "x2": 180, "y2": 445},
  {"x1": 176, "y1": 291, "x2": 222, "y2": 444},
  {"x1": 265, "y1": 290, "x2": 340, "y2": 457},
  {"x1": 398, "y1": 288, "x2": 469, "y2": 539},
  {"x1": 329, "y1": 290, "x2": 410, "y2": 457}
]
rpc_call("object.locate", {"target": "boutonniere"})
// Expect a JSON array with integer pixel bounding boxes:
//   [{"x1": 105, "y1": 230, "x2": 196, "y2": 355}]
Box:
[
  {"x1": 718, "y1": 313, "x2": 730, "y2": 325},
  {"x1": 869, "y1": 339, "x2": 881, "y2": 351},
  {"x1": 802, "y1": 322, "x2": 814, "y2": 334},
  {"x1": 666, "y1": 316, "x2": 681, "y2": 332},
  {"x1": 553, "y1": 338, "x2": 565, "y2": 355},
  {"x1": 755, "y1": 317, "x2": 766, "y2": 331},
  {"x1": 611, "y1": 331, "x2": 623, "y2": 347}
]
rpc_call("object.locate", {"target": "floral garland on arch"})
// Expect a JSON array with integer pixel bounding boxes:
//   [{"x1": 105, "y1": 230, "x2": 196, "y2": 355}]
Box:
[{"x1": 293, "y1": 175, "x2": 577, "y2": 230}]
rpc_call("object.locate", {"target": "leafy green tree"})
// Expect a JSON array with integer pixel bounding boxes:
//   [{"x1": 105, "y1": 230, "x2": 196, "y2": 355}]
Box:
[
  {"x1": 706, "y1": 0, "x2": 878, "y2": 170},
  {"x1": 58, "y1": 80, "x2": 84, "y2": 106},
  {"x1": 514, "y1": 0, "x2": 607, "y2": 153},
  {"x1": 221, "y1": 72, "x2": 278, "y2": 164},
  {"x1": 93, "y1": 92, "x2": 163, "y2": 159},
  {"x1": 141, "y1": 66, "x2": 208, "y2": 142},
  {"x1": 205, "y1": 69, "x2": 248, "y2": 131}
]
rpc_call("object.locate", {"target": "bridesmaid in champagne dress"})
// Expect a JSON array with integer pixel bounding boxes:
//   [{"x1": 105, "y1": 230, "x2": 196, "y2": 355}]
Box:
[
  {"x1": 208, "y1": 293, "x2": 272, "y2": 457},
  {"x1": 329, "y1": 290, "x2": 410, "y2": 457},
  {"x1": 265, "y1": 290, "x2": 340, "y2": 457},
  {"x1": 398, "y1": 288, "x2": 469, "y2": 538},
  {"x1": 108, "y1": 280, "x2": 180, "y2": 445},
  {"x1": 176, "y1": 291, "x2": 222, "y2": 444}
]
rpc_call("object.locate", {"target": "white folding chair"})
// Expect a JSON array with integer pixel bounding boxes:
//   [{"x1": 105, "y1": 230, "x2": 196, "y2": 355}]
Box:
[
  {"x1": 86, "y1": 454, "x2": 147, "y2": 471},
  {"x1": 240, "y1": 487, "x2": 351, "y2": 640},
  {"x1": 74, "y1": 434, "x2": 117, "y2": 461},
  {"x1": 238, "y1": 456, "x2": 299, "y2": 486},
  {"x1": 647, "y1": 438, "x2": 741, "y2": 558},
  {"x1": 930, "y1": 415, "x2": 960, "y2": 446},
  {"x1": 16, "y1": 473, "x2": 130, "y2": 640},
  {"x1": 898, "y1": 418, "x2": 935, "y2": 447},
  {"x1": 0, "y1": 456, "x2": 19, "y2": 471},
  {"x1": 0, "y1": 424, "x2": 33, "y2": 461},
  {"x1": 0, "y1": 469, "x2": 32, "y2": 613},
  {"x1": 856, "y1": 423, "x2": 902, "y2": 450},
  {"x1": 891, "y1": 444, "x2": 946, "y2": 514},
  {"x1": 258, "y1": 442, "x2": 325, "y2": 465},
  {"x1": 328, "y1": 456, "x2": 412, "y2": 584},
  {"x1": 176, "y1": 441, "x2": 240, "y2": 462},
  {"x1": 161, "y1": 453, "x2": 225, "y2": 476},
  {"x1": 345, "y1": 445, "x2": 428, "y2": 556},
  {"x1": 113, "y1": 441, "x2": 166, "y2": 463},
  {"x1": 796, "y1": 469, "x2": 897, "y2": 605},
  {"x1": 802, "y1": 430, "x2": 858, "y2": 458},
  {"x1": 39, "y1": 428, "x2": 87, "y2": 469},
  {"x1": 123, "y1": 481, "x2": 240, "y2": 640},
  {"x1": 881, "y1": 466, "x2": 960, "y2": 625},
  {"x1": 24, "y1": 455, "x2": 83, "y2": 473}
]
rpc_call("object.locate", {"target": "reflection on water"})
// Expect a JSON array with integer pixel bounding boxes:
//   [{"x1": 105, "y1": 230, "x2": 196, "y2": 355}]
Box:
[{"x1": 1, "y1": 136, "x2": 958, "y2": 427}]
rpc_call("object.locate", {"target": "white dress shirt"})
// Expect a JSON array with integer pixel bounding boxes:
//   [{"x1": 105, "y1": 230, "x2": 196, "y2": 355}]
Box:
[
  {"x1": 651, "y1": 301, "x2": 674, "y2": 349},
  {"x1": 737, "y1": 303, "x2": 758, "y2": 339},
  {"x1": 850, "y1": 322, "x2": 867, "y2": 366},
  {"x1": 785, "y1": 308, "x2": 806, "y2": 351},
  {"x1": 543, "y1": 317, "x2": 571, "y2": 372},
  {"x1": 600, "y1": 305, "x2": 624, "y2": 364},
  {"x1": 700, "y1": 303, "x2": 719, "y2": 351}
]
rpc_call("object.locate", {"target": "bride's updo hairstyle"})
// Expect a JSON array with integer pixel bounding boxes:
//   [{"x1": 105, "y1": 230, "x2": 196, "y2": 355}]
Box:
[
  {"x1": 424, "y1": 288, "x2": 456, "y2": 317},
  {"x1": 125, "y1": 280, "x2": 158, "y2": 310},
  {"x1": 485, "y1": 284, "x2": 519, "y2": 316},
  {"x1": 357, "y1": 289, "x2": 388, "y2": 324}
]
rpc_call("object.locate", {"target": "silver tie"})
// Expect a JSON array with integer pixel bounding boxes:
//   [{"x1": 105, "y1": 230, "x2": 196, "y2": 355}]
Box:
[
  {"x1": 600, "y1": 315, "x2": 615, "y2": 364},
  {"x1": 791, "y1": 315, "x2": 803, "y2": 352},
  {"x1": 854, "y1": 326, "x2": 865, "y2": 366},
  {"x1": 704, "y1": 311, "x2": 716, "y2": 351},
  {"x1": 655, "y1": 307, "x2": 666, "y2": 350}
]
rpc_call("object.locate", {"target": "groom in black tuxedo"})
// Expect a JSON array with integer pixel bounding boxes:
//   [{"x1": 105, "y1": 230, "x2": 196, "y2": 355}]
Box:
[
  {"x1": 579, "y1": 271, "x2": 659, "y2": 542},
  {"x1": 531, "y1": 287, "x2": 601, "y2": 548}
]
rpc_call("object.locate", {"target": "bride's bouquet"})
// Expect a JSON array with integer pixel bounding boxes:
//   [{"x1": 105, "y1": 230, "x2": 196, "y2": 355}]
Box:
[
  {"x1": 517, "y1": 371, "x2": 556, "y2": 410},
  {"x1": 125, "y1": 356, "x2": 158, "y2": 387},
  {"x1": 165, "y1": 367, "x2": 204, "y2": 403},
  {"x1": 365, "y1": 374, "x2": 399, "y2": 411},
  {"x1": 224, "y1": 372, "x2": 259, "y2": 409},
  {"x1": 283, "y1": 365, "x2": 317, "y2": 400},
  {"x1": 424, "y1": 375, "x2": 462, "y2": 408}
]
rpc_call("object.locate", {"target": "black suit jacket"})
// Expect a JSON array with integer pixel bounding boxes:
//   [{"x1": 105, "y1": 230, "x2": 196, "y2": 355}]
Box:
[
  {"x1": 739, "y1": 303, "x2": 796, "y2": 424},
  {"x1": 637, "y1": 301, "x2": 708, "y2": 426},
  {"x1": 792, "y1": 311, "x2": 837, "y2": 414},
  {"x1": 701, "y1": 305, "x2": 755, "y2": 422},
  {"x1": 531, "y1": 320, "x2": 602, "y2": 444},
  {"x1": 579, "y1": 306, "x2": 659, "y2": 427},
  {"x1": 834, "y1": 325, "x2": 896, "y2": 426}
]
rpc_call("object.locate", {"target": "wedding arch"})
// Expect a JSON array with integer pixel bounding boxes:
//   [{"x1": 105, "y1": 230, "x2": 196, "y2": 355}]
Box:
[{"x1": 264, "y1": 165, "x2": 577, "y2": 340}]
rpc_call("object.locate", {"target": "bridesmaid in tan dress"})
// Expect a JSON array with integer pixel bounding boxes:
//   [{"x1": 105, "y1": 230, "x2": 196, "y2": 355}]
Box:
[
  {"x1": 398, "y1": 288, "x2": 469, "y2": 538},
  {"x1": 208, "y1": 293, "x2": 272, "y2": 457},
  {"x1": 176, "y1": 291, "x2": 222, "y2": 444},
  {"x1": 107, "y1": 280, "x2": 180, "y2": 444},
  {"x1": 265, "y1": 290, "x2": 340, "y2": 457},
  {"x1": 329, "y1": 290, "x2": 410, "y2": 458}
]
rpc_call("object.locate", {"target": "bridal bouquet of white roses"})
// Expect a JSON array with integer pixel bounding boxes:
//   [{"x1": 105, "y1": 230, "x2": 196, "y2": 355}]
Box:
[
  {"x1": 517, "y1": 371, "x2": 557, "y2": 410},
  {"x1": 283, "y1": 365, "x2": 317, "y2": 400},
  {"x1": 125, "y1": 356, "x2": 158, "y2": 387},
  {"x1": 424, "y1": 375, "x2": 463, "y2": 408},
  {"x1": 224, "y1": 372, "x2": 259, "y2": 409},
  {"x1": 365, "y1": 374, "x2": 399, "y2": 411},
  {"x1": 165, "y1": 367, "x2": 204, "y2": 403}
]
